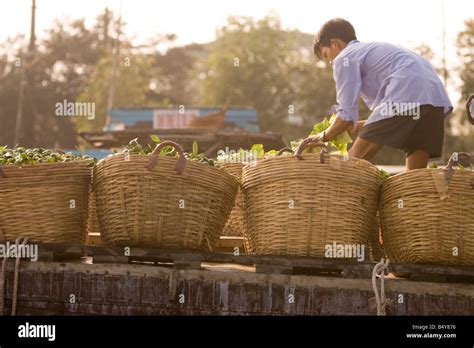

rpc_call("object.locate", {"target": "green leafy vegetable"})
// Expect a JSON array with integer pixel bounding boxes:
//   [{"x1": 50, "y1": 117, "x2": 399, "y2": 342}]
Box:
[
  {"x1": 309, "y1": 114, "x2": 353, "y2": 154},
  {"x1": 264, "y1": 149, "x2": 279, "y2": 158},
  {"x1": 122, "y1": 137, "x2": 215, "y2": 166},
  {"x1": 150, "y1": 135, "x2": 161, "y2": 143},
  {"x1": 0, "y1": 147, "x2": 95, "y2": 166},
  {"x1": 379, "y1": 169, "x2": 390, "y2": 180},
  {"x1": 251, "y1": 144, "x2": 264, "y2": 159},
  {"x1": 192, "y1": 141, "x2": 199, "y2": 158}
]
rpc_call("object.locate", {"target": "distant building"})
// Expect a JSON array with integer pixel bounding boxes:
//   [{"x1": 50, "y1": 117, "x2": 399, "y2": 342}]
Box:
[{"x1": 106, "y1": 106, "x2": 260, "y2": 132}]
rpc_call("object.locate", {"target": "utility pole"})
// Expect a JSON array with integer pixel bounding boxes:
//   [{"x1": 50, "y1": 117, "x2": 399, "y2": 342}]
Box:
[
  {"x1": 13, "y1": 0, "x2": 36, "y2": 146},
  {"x1": 441, "y1": 0, "x2": 448, "y2": 86},
  {"x1": 29, "y1": 0, "x2": 36, "y2": 51},
  {"x1": 106, "y1": 0, "x2": 123, "y2": 127},
  {"x1": 441, "y1": 0, "x2": 448, "y2": 161}
]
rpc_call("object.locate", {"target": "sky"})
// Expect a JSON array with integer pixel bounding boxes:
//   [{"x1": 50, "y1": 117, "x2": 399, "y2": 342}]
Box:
[{"x1": 1, "y1": 0, "x2": 472, "y2": 103}]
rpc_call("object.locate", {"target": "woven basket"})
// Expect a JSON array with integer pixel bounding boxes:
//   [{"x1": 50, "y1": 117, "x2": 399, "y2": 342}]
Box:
[
  {"x1": 368, "y1": 210, "x2": 385, "y2": 262},
  {"x1": 85, "y1": 188, "x2": 104, "y2": 245},
  {"x1": 242, "y1": 138, "x2": 382, "y2": 258},
  {"x1": 0, "y1": 161, "x2": 92, "y2": 243},
  {"x1": 380, "y1": 152, "x2": 474, "y2": 266},
  {"x1": 86, "y1": 190, "x2": 100, "y2": 233},
  {"x1": 221, "y1": 162, "x2": 252, "y2": 253},
  {"x1": 94, "y1": 141, "x2": 238, "y2": 250},
  {"x1": 221, "y1": 163, "x2": 245, "y2": 237}
]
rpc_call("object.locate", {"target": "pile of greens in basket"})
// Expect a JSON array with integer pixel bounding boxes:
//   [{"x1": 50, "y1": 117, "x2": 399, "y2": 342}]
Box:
[
  {"x1": 121, "y1": 136, "x2": 216, "y2": 166},
  {"x1": 216, "y1": 144, "x2": 289, "y2": 164},
  {"x1": 0, "y1": 146, "x2": 95, "y2": 166},
  {"x1": 216, "y1": 113, "x2": 355, "y2": 164}
]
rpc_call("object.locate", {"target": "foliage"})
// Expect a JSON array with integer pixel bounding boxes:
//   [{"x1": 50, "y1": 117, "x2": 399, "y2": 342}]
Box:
[
  {"x1": 74, "y1": 53, "x2": 155, "y2": 132},
  {"x1": 290, "y1": 114, "x2": 353, "y2": 155},
  {"x1": 0, "y1": 146, "x2": 95, "y2": 165},
  {"x1": 0, "y1": 9, "x2": 118, "y2": 148},
  {"x1": 120, "y1": 136, "x2": 215, "y2": 166},
  {"x1": 198, "y1": 15, "x2": 336, "y2": 141}
]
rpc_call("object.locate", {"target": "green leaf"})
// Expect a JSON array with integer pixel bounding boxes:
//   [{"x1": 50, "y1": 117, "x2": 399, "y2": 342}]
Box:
[
  {"x1": 379, "y1": 169, "x2": 390, "y2": 180},
  {"x1": 150, "y1": 135, "x2": 161, "y2": 143},
  {"x1": 251, "y1": 144, "x2": 265, "y2": 159},
  {"x1": 192, "y1": 141, "x2": 198, "y2": 158},
  {"x1": 311, "y1": 117, "x2": 330, "y2": 135},
  {"x1": 263, "y1": 149, "x2": 278, "y2": 159},
  {"x1": 290, "y1": 140, "x2": 302, "y2": 151},
  {"x1": 308, "y1": 114, "x2": 353, "y2": 155}
]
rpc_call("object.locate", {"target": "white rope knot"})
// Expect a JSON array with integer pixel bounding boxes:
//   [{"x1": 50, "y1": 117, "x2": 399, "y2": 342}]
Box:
[{"x1": 371, "y1": 257, "x2": 390, "y2": 316}]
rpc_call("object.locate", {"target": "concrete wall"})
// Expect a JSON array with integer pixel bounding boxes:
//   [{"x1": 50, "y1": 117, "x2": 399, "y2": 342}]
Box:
[{"x1": 2, "y1": 262, "x2": 473, "y2": 315}]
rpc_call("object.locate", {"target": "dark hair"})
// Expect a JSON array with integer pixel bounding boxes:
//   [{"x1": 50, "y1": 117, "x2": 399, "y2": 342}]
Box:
[{"x1": 313, "y1": 18, "x2": 357, "y2": 59}]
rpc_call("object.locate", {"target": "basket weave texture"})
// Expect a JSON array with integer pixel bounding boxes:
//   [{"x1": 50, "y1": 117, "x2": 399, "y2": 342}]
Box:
[
  {"x1": 221, "y1": 162, "x2": 254, "y2": 253},
  {"x1": 242, "y1": 141, "x2": 381, "y2": 257},
  {"x1": 221, "y1": 163, "x2": 245, "y2": 237},
  {"x1": 0, "y1": 161, "x2": 91, "y2": 243},
  {"x1": 94, "y1": 141, "x2": 238, "y2": 250},
  {"x1": 87, "y1": 190, "x2": 101, "y2": 234},
  {"x1": 380, "y1": 153, "x2": 474, "y2": 265}
]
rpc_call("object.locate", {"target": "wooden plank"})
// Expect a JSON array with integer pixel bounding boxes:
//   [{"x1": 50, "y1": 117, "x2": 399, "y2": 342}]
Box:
[
  {"x1": 93, "y1": 255, "x2": 129, "y2": 264},
  {"x1": 31, "y1": 242, "x2": 474, "y2": 282},
  {"x1": 255, "y1": 264, "x2": 293, "y2": 275},
  {"x1": 214, "y1": 237, "x2": 244, "y2": 250},
  {"x1": 409, "y1": 274, "x2": 448, "y2": 283},
  {"x1": 85, "y1": 233, "x2": 104, "y2": 246},
  {"x1": 390, "y1": 262, "x2": 474, "y2": 278}
]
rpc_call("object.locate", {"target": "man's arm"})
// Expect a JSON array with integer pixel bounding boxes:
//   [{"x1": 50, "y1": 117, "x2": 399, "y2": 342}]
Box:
[
  {"x1": 310, "y1": 118, "x2": 366, "y2": 142},
  {"x1": 309, "y1": 53, "x2": 364, "y2": 142},
  {"x1": 321, "y1": 54, "x2": 363, "y2": 138},
  {"x1": 321, "y1": 116, "x2": 353, "y2": 141}
]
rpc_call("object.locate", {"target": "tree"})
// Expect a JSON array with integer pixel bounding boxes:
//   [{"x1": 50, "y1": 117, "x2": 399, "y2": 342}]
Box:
[
  {"x1": 75, "y1": 53, "x2": 155, "y2": 132},
  {"x1": 447, "y1": 18, "x2": 474, "y2": 155},
  {"x1": 148, "y1": 43, "x2": 208, "y2": 106},
  {"x1": 197, "y1": 15, "x2": 338, "y2": 142},
  {"x1": 0, "y1": 8, "x2": 116, "y2": 148},
  {"x1": 457, "y1": 19, "x2": 474, "y2": 119}
]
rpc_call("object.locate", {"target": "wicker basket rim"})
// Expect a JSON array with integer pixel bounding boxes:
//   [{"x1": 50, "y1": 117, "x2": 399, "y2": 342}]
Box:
[
  {"x1": 383, "y1": 167, "x2": 474, "y2": 183},
  {"x1": 96, "y1": 153, "x2": 238, "y2": 184},
  {"x1": 0, "y1": 159, "x2": 92, "y2": 172},
  {"x1": 242, "y1": 152, "x2": 379, "y2": 170}
]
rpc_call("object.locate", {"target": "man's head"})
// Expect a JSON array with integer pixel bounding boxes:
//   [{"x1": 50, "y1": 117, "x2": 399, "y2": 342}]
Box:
[{"x1": 313, "y1": 18, "x2": 357, "y2": 63}]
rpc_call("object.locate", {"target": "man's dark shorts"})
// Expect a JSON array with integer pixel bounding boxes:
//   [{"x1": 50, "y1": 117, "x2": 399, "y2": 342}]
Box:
[{"x1": 358, "y1": 104, "x2": 445, "y2": 158}]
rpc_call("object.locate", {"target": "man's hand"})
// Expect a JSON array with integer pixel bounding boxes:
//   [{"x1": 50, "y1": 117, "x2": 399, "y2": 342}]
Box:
[
  {"x1": 305, "y1": 132, "x2": 327, "y2": 151},
  {"x1": 308, "y1": 132, "x2": 324, "y2": 143},
  {"x1": 321, "y1": 116, "x2": 354, "y2": 142},
  {"x1": 305, "y1": 115, "x2": 354, "y2": 150}
]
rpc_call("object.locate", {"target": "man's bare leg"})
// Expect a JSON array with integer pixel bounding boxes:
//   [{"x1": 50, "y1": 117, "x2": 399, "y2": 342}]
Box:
[
  {"x1": 348, "y1": 137, "x2": 382, "y2": 160},
  {"x1": 406, "y1": 149, "x2": 429, "y2": 170}
]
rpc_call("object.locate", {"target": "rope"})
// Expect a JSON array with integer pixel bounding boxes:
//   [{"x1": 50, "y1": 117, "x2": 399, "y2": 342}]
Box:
[
  {"x1": 0, "y1": 236, "x2": 29, "y2": 316},
  {"x1": 371, "y1": 257, "x2": 390, "y2": 316},
  {"x1": 12, "y1": 236, "x2": 29, "y2": 315}
]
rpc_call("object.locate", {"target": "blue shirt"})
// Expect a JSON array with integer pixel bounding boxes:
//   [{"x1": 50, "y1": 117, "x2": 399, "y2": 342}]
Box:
[{"x1": 332, "y1": 40, "x2": 453, "y2": 126}]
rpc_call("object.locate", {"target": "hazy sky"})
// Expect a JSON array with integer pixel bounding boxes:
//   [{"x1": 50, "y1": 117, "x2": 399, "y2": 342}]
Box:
[{"x1": 1, "y1": 0, "x2": 472, "y2": 102}]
